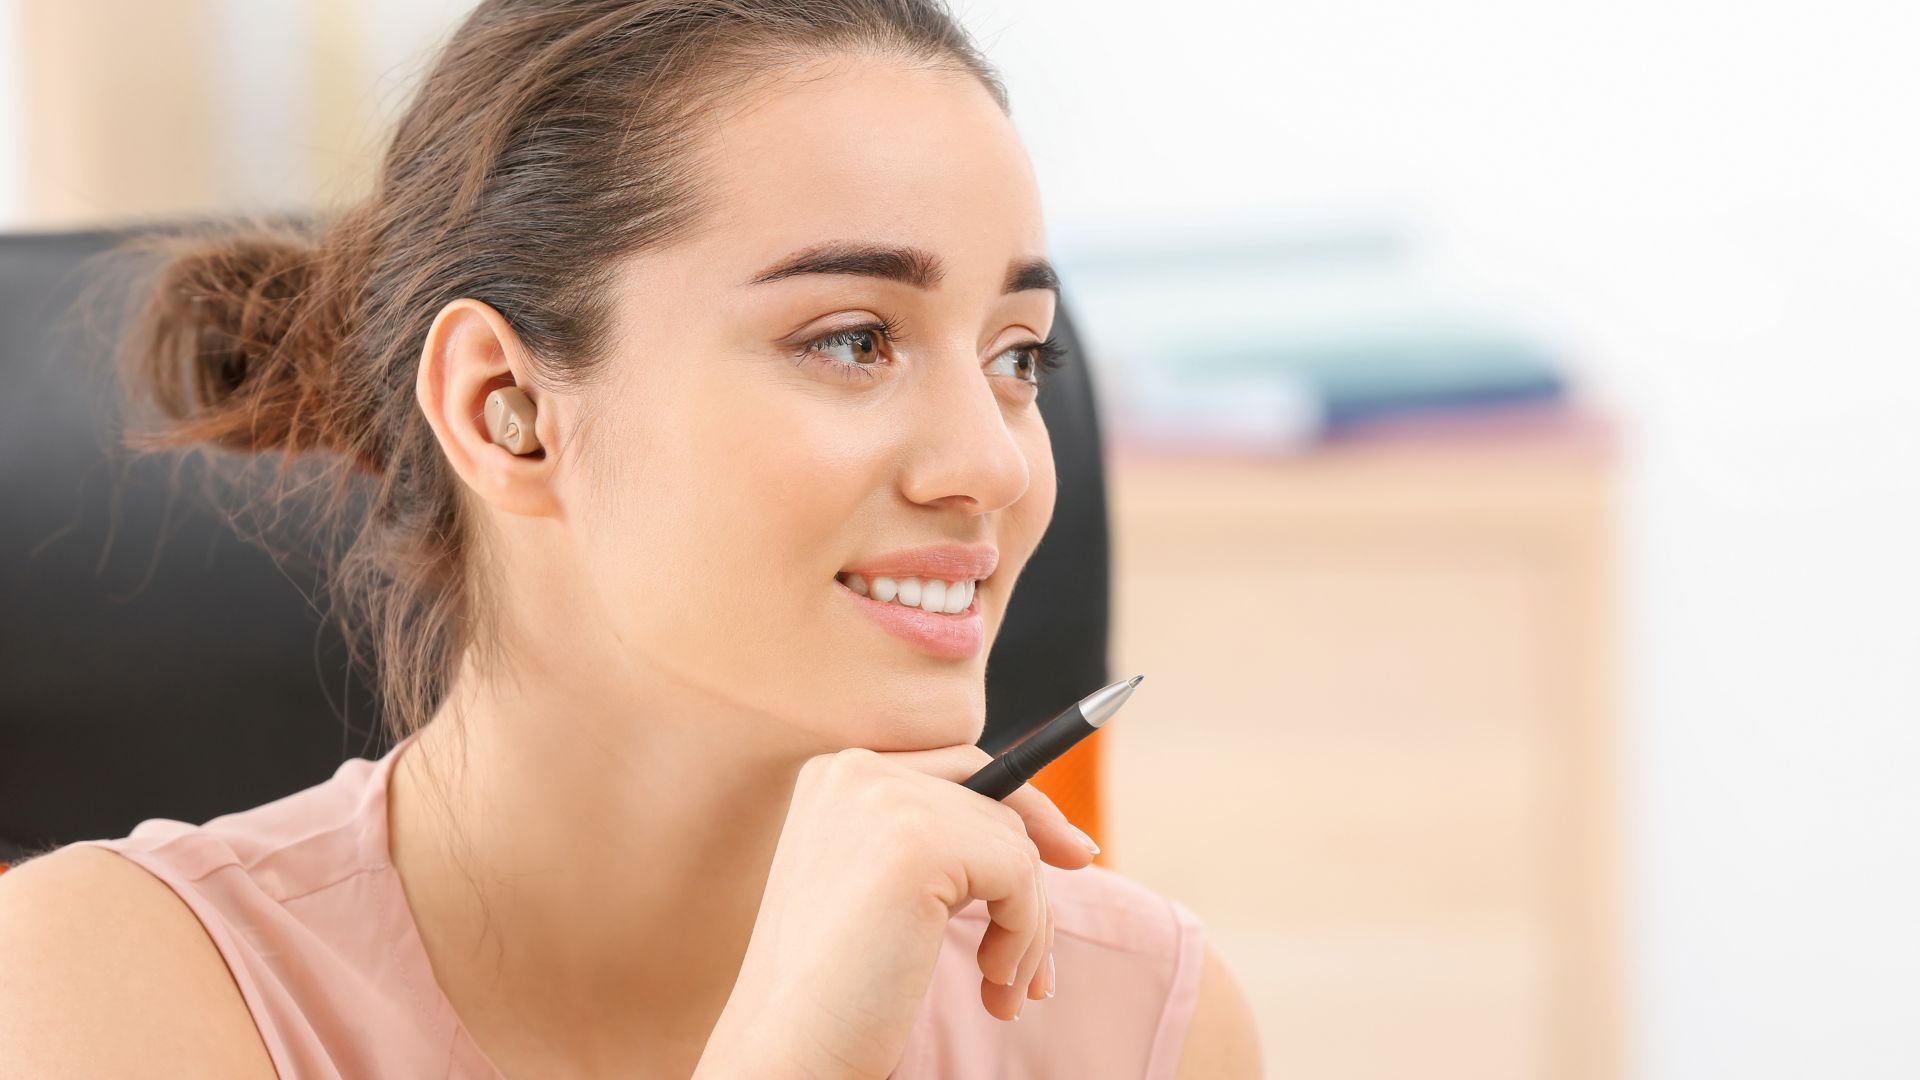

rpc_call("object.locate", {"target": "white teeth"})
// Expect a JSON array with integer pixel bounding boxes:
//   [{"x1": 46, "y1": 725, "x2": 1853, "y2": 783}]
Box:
[
  {"x1": 841, "y1": 574, "x2": 976, "y2": 614},
  {"x1": 945, "y1": 579, "x2": 972, "y2": 614}
]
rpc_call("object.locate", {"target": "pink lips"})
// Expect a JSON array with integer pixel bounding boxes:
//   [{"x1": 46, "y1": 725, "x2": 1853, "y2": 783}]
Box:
[
  {"x1": 836, "y1": 576, "x2": 985, "y2": 660},
  {"x1": 839, "y1": 543, "x2": 999, "y2": 583},
  {"x1": 836, "y1": 544, "x2": 995, "y2": 660}
]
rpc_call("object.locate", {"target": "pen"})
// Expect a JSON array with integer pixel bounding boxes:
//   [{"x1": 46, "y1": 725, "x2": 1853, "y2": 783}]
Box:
[{"x1": 961, "y1": 674, "x2": 1145, "y2": 801}]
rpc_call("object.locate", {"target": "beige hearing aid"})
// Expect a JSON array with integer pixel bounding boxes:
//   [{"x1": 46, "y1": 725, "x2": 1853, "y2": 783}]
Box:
[{"x1": 484, "y1": 386, "x2": 542, "y2": 455}]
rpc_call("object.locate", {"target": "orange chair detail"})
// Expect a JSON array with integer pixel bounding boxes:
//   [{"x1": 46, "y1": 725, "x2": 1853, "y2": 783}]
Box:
[{"x1": 1026, "y1": 724, "x2": 1107, "y2": 866}]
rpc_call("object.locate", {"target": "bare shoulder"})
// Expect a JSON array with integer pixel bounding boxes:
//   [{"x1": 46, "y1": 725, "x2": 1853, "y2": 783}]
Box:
[
  {"x1": 0, "y1": 845, "x2": 278, "y2": 1079},
  {"x1": 1173, "y1": 937, "x2": 1265, "y2": 1080}
]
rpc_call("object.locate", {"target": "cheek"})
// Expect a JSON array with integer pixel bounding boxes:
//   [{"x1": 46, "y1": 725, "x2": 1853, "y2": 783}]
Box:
[
  {"x1": 610, "y1": 384, "x2": 887, "y2": 640},
  {"x1": 714, "y1": 394, "x2": 887, "y2": 551}
]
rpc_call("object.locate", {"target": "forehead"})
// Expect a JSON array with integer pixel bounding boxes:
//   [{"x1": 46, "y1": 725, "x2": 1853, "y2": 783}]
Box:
[{"x1": 691, "y1": 57, "x2": 1047, "y2": 286}]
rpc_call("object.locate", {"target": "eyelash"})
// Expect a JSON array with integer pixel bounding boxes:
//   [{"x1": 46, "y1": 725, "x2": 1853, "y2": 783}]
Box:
[{"x1": 796, "y1": 316, "x2": 1068, "y2": 387}]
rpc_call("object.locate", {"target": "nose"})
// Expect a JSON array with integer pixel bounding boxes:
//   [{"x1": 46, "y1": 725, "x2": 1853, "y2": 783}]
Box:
[{"x1": 897, "y1": 344, "x2": 1032, "y2": 515}]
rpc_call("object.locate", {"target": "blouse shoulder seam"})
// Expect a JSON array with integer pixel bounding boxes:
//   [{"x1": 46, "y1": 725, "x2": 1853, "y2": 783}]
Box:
[{"x1": 1142, "y1": 896, "x2": 1208, "y2": 1080}]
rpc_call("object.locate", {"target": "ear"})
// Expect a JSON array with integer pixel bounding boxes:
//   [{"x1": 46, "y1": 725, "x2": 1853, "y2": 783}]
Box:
[{"x1": 415, "y1": 298, "x2": 563, "y2": 519}]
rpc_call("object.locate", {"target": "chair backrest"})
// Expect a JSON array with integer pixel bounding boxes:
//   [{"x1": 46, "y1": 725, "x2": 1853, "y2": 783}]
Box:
[{"x1": 0, "y1": 225, "x2": 1114, "y2": 862}]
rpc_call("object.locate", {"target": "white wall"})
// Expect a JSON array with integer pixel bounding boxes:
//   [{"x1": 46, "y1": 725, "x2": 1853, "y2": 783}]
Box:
[
  {"x1": 955, "y1": 2, "x2": 1920, "y2": 1076},
  {"x1": 0, "y1": 0, "x2": 23, "y2": 225}
]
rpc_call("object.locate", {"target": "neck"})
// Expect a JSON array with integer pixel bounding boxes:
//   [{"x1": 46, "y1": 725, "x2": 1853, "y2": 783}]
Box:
[{"x1": 386, "y1": 654, "x2": 835, "y2": 1076}]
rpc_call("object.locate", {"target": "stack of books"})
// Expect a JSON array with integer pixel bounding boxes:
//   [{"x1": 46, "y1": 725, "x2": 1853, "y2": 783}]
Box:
[{"x1": 1052, "y1": 224, "x2": 1577, "y2": 454}]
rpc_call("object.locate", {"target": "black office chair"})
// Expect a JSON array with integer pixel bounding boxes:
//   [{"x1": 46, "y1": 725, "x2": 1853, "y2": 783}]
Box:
[{"x1": 0, "y1": 223, "x2": 1114, "y2": 864}]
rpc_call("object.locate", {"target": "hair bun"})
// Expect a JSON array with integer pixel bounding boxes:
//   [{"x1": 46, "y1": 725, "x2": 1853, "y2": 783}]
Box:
[{"x1": 121, "y1": 222, "x2": 366, "y2": 466}]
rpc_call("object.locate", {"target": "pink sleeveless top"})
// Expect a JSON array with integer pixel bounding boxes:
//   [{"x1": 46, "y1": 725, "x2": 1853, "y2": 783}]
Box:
[{"x1": 67, "y1": 731, "x2": 1209, "y2": 1079}]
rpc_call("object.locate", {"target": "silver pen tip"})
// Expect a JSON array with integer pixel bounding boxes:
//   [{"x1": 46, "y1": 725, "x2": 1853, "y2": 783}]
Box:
[{"x1": 1078, "y1": 674, "x2": 1146, "y2": 729}]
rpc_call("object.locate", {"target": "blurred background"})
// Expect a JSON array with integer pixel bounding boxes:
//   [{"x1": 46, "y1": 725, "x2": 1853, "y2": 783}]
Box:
[{"x1": 4, "y1": 1, "x2": 1917, "y2": 1077}]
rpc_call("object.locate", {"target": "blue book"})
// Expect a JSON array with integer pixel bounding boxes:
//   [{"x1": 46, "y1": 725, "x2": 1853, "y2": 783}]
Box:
[
  {"x1": 1053, "y1": 228, "x2": 1568, "y2": 446},
  {"x1": 1177, "y1": 331, "x2": 1566, "y2": 432}
]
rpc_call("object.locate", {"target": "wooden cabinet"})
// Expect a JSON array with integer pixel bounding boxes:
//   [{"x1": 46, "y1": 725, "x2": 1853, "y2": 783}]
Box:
[{"x1": 1097, "y1": 424, "x2": 1619, "y2": 1079}]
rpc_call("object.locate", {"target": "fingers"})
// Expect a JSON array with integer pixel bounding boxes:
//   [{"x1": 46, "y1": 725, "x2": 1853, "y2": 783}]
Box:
[
  {"x1": 1025, "y1": 900, "x2": 1056, "y2": 1001},
  {"x1": 880, "y1": 743, "x2": 1097, "y2": 871},
  {"x1": 1010, "y1": 873, "x2": 1052, "y2": 1006},
  {"x1": 1001, "y1": 781, "x2": 1099, "y2": 870},
  {"x1": 974, "y1": 842, "x2": 1054, "y2": 1022},
  {"x1": 1030, "y1": 952, "x2": 1056, "y2": 1001},
  {"x1": 871, "y1": 742, "x2": 1002, "y2": 784},
  {"x1": 872, "y1": 743, "x2": 1071, "y2": 1020},
  {"x1": 972, "y1": 832, "x2": 1041, "y2": 991}
]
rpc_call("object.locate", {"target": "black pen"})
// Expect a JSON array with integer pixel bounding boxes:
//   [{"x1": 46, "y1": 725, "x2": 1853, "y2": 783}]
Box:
[{"x1": 961, "y1": 675, "x2": 1145, "y2": 801}]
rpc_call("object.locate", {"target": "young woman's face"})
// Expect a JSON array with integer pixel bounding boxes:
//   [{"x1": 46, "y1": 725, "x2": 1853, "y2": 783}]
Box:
[{"x1": 565, "y1": 58, "x2": 1058, "y2": 750}]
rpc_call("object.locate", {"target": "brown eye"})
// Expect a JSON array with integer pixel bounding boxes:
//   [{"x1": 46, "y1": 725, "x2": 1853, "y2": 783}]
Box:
[
  {"x1": 819, "y1": 328, "x2": 882, "y2": 365},
  {"x1": 987, "y1": 341, "x2": 1055, "y2": 387},
  {"x1": 795, "y1": 317, "x2": 907, "y2": 382}
]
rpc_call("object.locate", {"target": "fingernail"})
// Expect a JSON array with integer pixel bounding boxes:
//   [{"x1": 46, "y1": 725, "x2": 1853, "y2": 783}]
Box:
[
  {"x1": 1043, "y1": 954, "x2": 1056, "y2": 998},
  {"x1": 1070, "y1": 825, "x2": 1100, "y2": 855}
]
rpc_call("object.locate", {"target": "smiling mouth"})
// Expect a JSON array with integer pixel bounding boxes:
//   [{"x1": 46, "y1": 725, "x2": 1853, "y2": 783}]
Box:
[{"x1": 834, "y1": 571, "x2": 981, "y2": 616}]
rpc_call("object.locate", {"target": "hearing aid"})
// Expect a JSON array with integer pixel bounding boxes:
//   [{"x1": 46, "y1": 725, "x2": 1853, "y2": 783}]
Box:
[{"x1": 484, "y1": 386, "x2": 542, "y2": 455}]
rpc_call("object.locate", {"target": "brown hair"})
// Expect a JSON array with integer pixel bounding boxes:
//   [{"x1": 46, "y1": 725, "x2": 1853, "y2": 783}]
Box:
[{"x1": 90, "y1": 1, "x2": 1010, "y2": 770}]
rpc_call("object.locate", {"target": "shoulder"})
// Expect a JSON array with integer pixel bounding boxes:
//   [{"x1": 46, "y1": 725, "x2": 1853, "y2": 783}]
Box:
[
  {"x1": 0, "y1": 844, "x2": 277, "y2": 1079},
  {"x1": 1173, "y1": 937, "x2": 1265, "y2": 1080}
]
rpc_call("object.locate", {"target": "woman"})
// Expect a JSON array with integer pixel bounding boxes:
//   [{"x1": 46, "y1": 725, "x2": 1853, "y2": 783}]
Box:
[{"x1": 0, "y1": 1, "x2": 1261, "y2": 1076}]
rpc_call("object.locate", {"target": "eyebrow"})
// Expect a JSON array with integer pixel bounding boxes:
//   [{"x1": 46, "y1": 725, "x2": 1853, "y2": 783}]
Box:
[{"x1": 744, "y1": 241, "x2": 1059, "y2": 298}]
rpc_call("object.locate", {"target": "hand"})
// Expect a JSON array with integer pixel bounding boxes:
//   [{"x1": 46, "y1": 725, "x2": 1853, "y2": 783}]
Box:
[{"x1": 694, "y1": 743, "x2": 1099, "y2": 1079}]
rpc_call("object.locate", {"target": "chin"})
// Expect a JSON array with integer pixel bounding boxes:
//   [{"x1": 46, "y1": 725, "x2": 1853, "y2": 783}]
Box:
[{"x1": 841, "y1": 694, "x2": 986, "y2": 753}]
